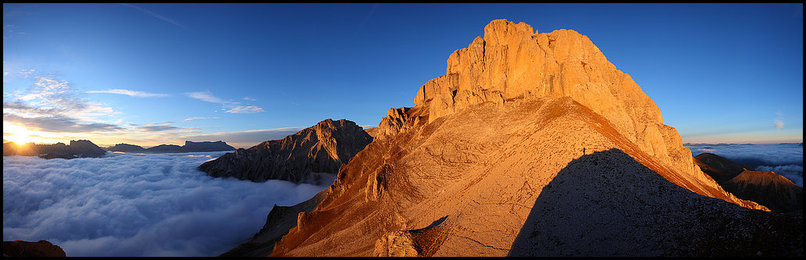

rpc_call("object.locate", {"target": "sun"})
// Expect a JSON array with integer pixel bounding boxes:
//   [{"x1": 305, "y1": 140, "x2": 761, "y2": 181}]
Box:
[{"x1": 3, "y1": 122, "x2": 36, "y2": 145}]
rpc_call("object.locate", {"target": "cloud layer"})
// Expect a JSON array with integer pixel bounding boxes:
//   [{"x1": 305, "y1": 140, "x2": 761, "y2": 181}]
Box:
[
  {"x1": 3, "y1": 152, "x2": 328, "y2": 256},
  {"x1": 184, "y1": 91, "x2": 264, "y2": 114},
  {"x1": 85, "y1": 89, "x2": 168, "y2": 98},
  {"x1": 685, "y1": 143, "x2": 803, "y2": 186}
]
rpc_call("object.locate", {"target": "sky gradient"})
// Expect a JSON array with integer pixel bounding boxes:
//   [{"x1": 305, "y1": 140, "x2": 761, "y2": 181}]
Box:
[{"x1": 3, "y1": 3, "x2": 803, "y2": 148}]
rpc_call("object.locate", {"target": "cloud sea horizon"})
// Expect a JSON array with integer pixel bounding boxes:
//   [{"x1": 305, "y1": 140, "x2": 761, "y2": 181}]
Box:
[
  {"x1": 2, "y1": 151, "x2": 329, "y2": 257},
  {"x1": 2, "y1": 142, "x2": 802, "y2": 256}
]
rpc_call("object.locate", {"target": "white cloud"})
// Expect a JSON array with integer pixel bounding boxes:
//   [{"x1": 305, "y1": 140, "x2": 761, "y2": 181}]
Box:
[
  {"x1": 243, "y1": 97, "x2": 256, "y2": 101},
  {"x1": 184, "y1": 92, "x2": 264, "y2": 114},
  {"x1": 225, "y1": 106, "x2": 264, "y2": 114},
  {"x1": 183, "y1": 116, "x2": 219, "y2": 122},
  {"x1": 185, "y1": 91, "x2": 229, "y2": 104},
  {"x1": 2, "y1": 152, "x2": 328, "y2": 256},
  {"x1": 774, "y1": 120, "x2": 784, "y2": 129},
  {"x1": 4, "y1": 76, "x2": 121, "y2": 133},
  {"x1": 85, "y1": 89, "x2": 168, "y2": 98}
]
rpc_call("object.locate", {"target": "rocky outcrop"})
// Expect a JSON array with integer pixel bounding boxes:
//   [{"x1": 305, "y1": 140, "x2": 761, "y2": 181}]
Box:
[
  {"x1": 198, "y1": 119, "x2": 373, "y2": 183},
  {"x1": 267, "y1": 20, "x2": 781, "y2": 257},
  {"x1": 695, "y1": 153, "x2": 803, "y2": 212},
  {"x1": 2, "y1": 240, "x2": 66, "y2": 257},
  {"x1": 3, "y1": 140, "x2": 106, "y2": 159}
]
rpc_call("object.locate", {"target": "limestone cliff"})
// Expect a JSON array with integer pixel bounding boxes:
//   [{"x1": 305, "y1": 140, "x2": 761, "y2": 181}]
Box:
[
  {"x1": 380, "y1": 19, "x2": 760, "y2": 209},
  {"x1": 198, "y1": 119, "x2": 372, "y2": 183},
  {"x1": 265, "y1": 20, "x2": 791, "y2": 257}
]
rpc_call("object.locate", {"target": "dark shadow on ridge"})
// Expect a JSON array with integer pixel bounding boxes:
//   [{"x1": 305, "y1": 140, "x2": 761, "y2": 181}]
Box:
[{"x1": 507, "y1": 148, "x2": 802, "y2": 257}]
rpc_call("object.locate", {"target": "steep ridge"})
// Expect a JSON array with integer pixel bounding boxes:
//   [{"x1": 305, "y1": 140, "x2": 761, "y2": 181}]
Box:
[
  {"x1": 268, "y1": 20, "x2": 777, "y2": 256},
  {"x1": 198, "y1": 119, "x2": 372, "y2": 183}
]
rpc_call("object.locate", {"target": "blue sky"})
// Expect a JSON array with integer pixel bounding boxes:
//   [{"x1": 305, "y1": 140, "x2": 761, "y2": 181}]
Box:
[{"x1": 3, "y1": 3, "x2": 803, "y2": 148}]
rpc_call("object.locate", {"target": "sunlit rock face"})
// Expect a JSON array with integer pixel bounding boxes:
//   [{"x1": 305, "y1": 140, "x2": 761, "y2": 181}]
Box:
[
  {"x1": 198, "y1": 119, "x2": 373, "y2": 183},
  {"x1": 264, "y1": 20, "x2": 789, "y2": 257},
  {"x1": 382, "y1": 19, "x2": 760, "y2": 209}
]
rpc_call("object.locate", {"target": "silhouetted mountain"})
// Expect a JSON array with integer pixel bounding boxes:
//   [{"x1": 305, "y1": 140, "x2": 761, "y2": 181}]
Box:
[
  {"x1": 106, "y1": 141, "x2": 235, "y2": 153},
  {"x1": 2, "y1": 240, "x2": 66, "y2": 257},
  {"x1": 106, "y1": 143, "x2": 147, "y2": 153},
  {"x1": 3, "y1": 140, "x2": 106, "y2": 159}
]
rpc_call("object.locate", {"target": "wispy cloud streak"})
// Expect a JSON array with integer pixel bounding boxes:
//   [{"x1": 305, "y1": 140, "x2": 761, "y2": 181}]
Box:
[
  {"x1": 121, "y1": 3, "x2": 186, "y2": 29},
  {"x1": 86, "y1": 89, "x2": 168, "y2": 98}
]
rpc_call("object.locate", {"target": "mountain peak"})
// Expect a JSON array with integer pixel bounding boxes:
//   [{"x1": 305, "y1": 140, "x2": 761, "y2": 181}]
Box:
[{"x1": 385, "y1": 19, "x2": 763, "y2": 209}]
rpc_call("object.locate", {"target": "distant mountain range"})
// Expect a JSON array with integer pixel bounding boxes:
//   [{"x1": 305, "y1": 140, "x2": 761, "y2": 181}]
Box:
[
  {"x1": 3, "y1": 140, "x2": 106, "y2": 159},
  {"x1": 3, "y1": 140, "x2": 235, "y2": 159},
  {"x1": 106, "y1": 141, "x2": 235, "y2": 153}
]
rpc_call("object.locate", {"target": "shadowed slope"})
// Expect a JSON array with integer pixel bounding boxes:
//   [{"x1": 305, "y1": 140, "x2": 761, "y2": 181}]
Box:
[{"x1": 509, "y1": 149, "x2": 802, "y2": 256}]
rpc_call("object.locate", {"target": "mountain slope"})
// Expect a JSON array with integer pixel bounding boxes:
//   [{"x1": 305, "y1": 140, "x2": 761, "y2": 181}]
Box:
[
  {"x1": 266, "y1": 19, "x2": 781, "y2": 256},
  {"x1": 723, "y1": 170, "x2": 803, "y2": 213},
  {"x1": 198, "y1": 119, "x2": 372, "y2": 183},
  {"x1": 694, "y1": 153, "x2": 803, "y2": 212}
]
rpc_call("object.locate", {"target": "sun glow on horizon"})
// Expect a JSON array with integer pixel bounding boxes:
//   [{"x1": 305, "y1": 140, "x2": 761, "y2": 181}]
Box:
[{"x1": 2, "y1": 122, "x2": 64, "y2": 145}]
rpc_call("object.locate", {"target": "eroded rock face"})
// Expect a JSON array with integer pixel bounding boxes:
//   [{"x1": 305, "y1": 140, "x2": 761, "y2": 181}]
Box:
[
  {"x1": 2, "y1": 240, "x2": 66, "y2": 257},
  {"x1": 379, "y1": 19, "x2": 759, "y2": 210},
  {"x1": 198, "y1": 119, "x2": 373, "y2": 183},
  {"x1": 271, "y1": 97, "x2": 777, "y2": 257},
  {"x1": 267, "y1": 20, "x2": 780, "y2": 257}
]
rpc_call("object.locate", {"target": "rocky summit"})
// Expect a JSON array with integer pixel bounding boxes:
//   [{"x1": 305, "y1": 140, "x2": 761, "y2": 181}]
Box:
[
  {"x1": 259, "y1": 20, "x2": 800, "y2": 257},
  {"x1": 198, "y1": 119, "x2": 373, "y2": 183}
]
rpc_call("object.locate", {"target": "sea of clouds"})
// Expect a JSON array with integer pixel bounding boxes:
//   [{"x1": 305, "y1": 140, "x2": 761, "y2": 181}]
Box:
[
  {"x1": 2, "y1": 152, "x2": 329, "y2": 257},
  {"x1": 685, "y1": 143, "x2": 803, "y2": 187}
]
